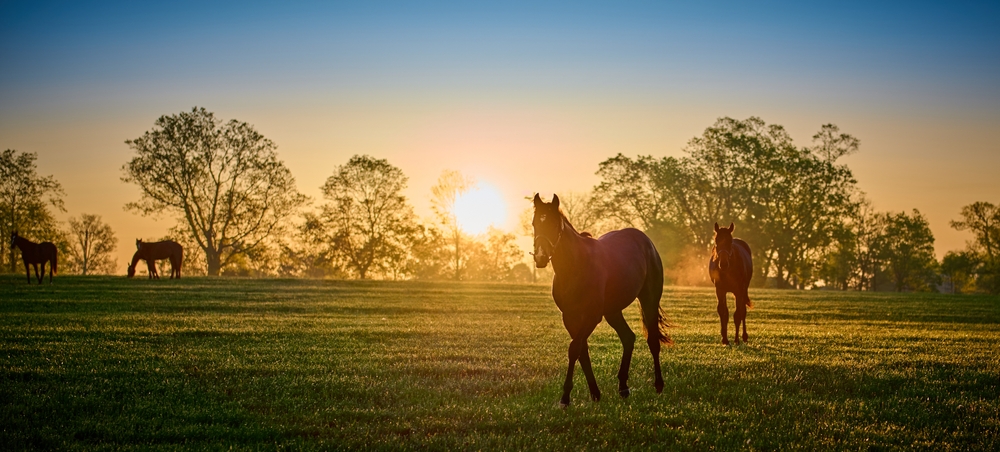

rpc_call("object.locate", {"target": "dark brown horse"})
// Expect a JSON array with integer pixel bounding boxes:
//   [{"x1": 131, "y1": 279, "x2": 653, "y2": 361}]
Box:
[
  {"x1": 532, "y1": 194, "x2": 670, "y2": 407},
  {"x1": 708, "y1": 222, "x2": 754, "y2": 345},
  {"x1": 128, "y1": 239, "x2": 183, "y2": 279},
  {"x1": 10, "y1": 231, "x2": 57, "y2": 284}
]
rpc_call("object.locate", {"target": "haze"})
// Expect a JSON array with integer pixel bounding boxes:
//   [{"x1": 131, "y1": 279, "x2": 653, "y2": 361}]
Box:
[{"x1": 1, "y1": 1, "x2": 998, "y2": 268}]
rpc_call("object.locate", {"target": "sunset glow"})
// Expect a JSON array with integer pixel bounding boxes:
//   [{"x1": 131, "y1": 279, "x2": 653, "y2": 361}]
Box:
[{"x1": 453, "y1": 182, "x2": 508, "y2": 235}]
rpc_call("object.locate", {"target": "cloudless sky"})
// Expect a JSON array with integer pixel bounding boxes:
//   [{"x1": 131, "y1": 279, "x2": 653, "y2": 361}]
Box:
[{"x1": 2, "y1": 1, "x2": 998, "y2": 269}]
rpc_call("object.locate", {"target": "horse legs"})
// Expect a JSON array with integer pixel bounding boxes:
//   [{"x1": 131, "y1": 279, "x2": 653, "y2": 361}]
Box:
[
  {"x1": 716, "y1": 286, "x2": 730, "y2": 345},
  {"x1": 578, "y1": 344, "x2": 601, "y2": 402},
  {"x1": 737, "y1": 288, "x2": 750, "y2": 343},
  {"x1": 24, "y1": 261, "x2": 32, "y2": 284},
  {"x1": 146, "y1": 260, "x2": 159, "y2": 279},
  {"x1": 605, "y1": 310, "x2": 635, "y2": 398},
  {"x1": 647, "y1": 335, "x2": 664, "y2": 393},
  {"x1": 37, "y1": 262, "x2": 45, "y2": 284},
  {"x1": 561, "y1": 319, "x2": 600, "y2": 408}
]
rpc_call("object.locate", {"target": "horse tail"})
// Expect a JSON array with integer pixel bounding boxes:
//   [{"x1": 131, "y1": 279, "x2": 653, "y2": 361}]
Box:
[
  {"x1": 639, "y1": 302, "x2": 673, "y2": 346},
  {"x1": 52, "y1": 252, "x2": 57, "y2": 276},
  {"x1": 639, "y1": 238, "x2": 672, "y2": 345}
]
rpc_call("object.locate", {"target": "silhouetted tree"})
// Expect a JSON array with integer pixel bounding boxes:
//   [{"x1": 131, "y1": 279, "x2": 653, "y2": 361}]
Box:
[
  {"x1": 880, "y1": 209, "x2": 938, "y2": 292},
  {"x1": 319, "y1": 155, "x2": 416, "y2": 279},
  {"x1": 950, "y1": 201, "x2": 1000, "y2": 293},
  {"x1": 0, "y1": 149, "x2": 65, "y2": 272},
  {"x1": 122, "y1": 107, "x2": 306, "y2": 276},
  {"x1": 591, "y1": 117, "x2": 860, "y2": 289},
  {"x1": 65, "y1": 214, "x2": 117, "y2": 275},
  {"x1": 940, "y1": 250, "x2": 978, "y2": 294}
]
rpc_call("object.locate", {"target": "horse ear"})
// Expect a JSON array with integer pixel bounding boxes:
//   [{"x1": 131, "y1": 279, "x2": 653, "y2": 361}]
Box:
[
  {"x1": 714, "y1": 223, "x2": 720, "y2": 232},
  {"x1": 533, "y1": 193, "x2": 543, "y2": 207},
  {"x1": 728, "y1": 222, "x2": 735, "y2": 232},
  {"x1": 552, "y1": 194, "x2": 560, "y2": 209}
]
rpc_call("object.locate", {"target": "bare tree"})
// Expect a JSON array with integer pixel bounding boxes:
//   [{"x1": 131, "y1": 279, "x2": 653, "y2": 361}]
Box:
[
  {"x1": 122, "y1": 107, "x2": 307, "y2": 276},
  {"x1": 430, "y1": 170, "x2": 474, "y2": 280},
  {"x1": 66, "y1": 214, "x2": 117, "y2": 275}
]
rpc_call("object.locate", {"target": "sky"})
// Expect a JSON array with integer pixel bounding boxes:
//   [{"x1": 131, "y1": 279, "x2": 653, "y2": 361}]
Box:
[{"x1": 1, "y1": 1, "x2": 998, "y2": 270}]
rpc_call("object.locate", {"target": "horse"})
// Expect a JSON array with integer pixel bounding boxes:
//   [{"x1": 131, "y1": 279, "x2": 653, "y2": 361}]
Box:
[
  {"x1": 532, "y1": 194, "x2": 671, "y2": 407},
  {"x1": 10, "y1": 231, "x2": 57, "y2": 284},
  {"x1": 127, "y1": 239, "x2": 183, "y2": 279},
  {"x1": 708, "y1": 222, "x2": 754, "y2": 345}
]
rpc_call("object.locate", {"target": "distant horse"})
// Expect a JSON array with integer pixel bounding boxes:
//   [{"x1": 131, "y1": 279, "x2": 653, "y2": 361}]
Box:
[
  {"x1": 708, "y1": 222, "x2": 754, "y2": 345},
  {"x1": 128, "y1": 239, "x2": 183, "y2": 279},
  {"x1": 532, "y1": 194, "x2": 671, "y2": 407},
  {"x1": 10, "y1": 231, "x2": 57, "y2": 284}
]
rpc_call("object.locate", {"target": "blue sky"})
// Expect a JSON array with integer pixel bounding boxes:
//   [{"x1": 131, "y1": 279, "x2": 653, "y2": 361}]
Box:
[
  {"x1": 1, "y1": 1, "x2": 998, "y2": 264},
  {"x1": 4, "y1": 1, "x2": 997, "y2": 110}
]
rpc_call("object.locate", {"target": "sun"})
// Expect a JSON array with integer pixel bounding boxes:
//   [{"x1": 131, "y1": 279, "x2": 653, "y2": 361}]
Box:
[{"x1": 453, "y1": 182, "x2": 508, "y2": 235}]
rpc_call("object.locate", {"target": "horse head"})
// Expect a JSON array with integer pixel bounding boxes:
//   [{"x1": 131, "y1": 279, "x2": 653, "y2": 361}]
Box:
[
  {"x1": 713, "y1": 222, "x2": 736, "y2": 270},
  {"x1": 135, "y1": 238, "x2": 143, "y2": 250},
  {"x1": 127, "y1": 262, "x2": 136, "y2": 278},
  {"x1": 532, "y1": 193, "x2": 563, "y2": 268}
]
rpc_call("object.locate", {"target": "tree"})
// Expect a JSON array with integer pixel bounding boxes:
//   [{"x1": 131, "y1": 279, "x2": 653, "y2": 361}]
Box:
[
  {"x1": 122, "y1": 107, "x2": 307, "y2": 276},
  {"x1": 277, "y1": 212, "x2": 346, "y2": 279},
  {"x1": 590, "y1": 117, "x2": 860, "y2": 289},
  {"x1": 940, "y1": 250, "x2": 978, "y2": 294},
  {"x1": 403, "y1": 223, "x2": 451, "y2": 280},
  {"x1": 318, "y1": 155, "x2": 417, "y2": 279},
  {"x1": 65, "y1": 214, "x2": 118, "y2": 275},
  {"x1": 880, "y1": 209, "x2": 938, "y2": 292},
  {"x1": 0, "y1": 149, "x2": 66, "y2": 272},
  {"x1": 466, "y1": 227, "x2": 524, "y2": 281},
  {"x1": 430, "y1": 170, "x2": 474, "y2": 280},
  {"x1": 950, "y1": 201, "x2": 1000, "y2": 294}
]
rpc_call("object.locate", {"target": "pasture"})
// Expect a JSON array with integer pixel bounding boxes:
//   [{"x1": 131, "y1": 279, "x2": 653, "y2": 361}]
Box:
[{"x1": 1, "y1": 276, "x2": 998, "y2": 450}]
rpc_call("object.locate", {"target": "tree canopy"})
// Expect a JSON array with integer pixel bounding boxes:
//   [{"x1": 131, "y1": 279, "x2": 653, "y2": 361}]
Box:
[
  {"x1": 122, "y1": 107, "x2": 307, "y2": 276},
  {"x1": 319, "y1": 154, "x2": 416, "y2": 279},
  {"x1": 591, "y1": 117, "x2": 859, "y2": 288}
]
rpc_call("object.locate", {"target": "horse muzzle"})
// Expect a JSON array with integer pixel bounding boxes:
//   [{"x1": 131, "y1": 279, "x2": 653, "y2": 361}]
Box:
[{"x1": 532, "y1": 251, "x2": 550, "y2": 268}]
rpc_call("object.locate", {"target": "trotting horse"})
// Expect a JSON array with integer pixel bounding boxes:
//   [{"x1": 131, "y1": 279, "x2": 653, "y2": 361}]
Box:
[
  {"x1": 127, "y1": 239, "x2": 183, "y2": 279},
  {"x1": 708, "y1": 222, "x2": 754, "y2": 345},
  {"x1": 532, "y1": 194, "x2": 671, "y2": 407},
  {"x1": 10, "y1": 231, "x2": 57, "y2": 284}
]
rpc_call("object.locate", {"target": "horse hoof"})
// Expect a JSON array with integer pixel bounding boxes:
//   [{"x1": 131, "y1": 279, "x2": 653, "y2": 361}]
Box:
[
  {"x1": 655, "y1": 382, "x2": 664, "y2": 394},
  {"x1": 619, "y1": 388, "x2": 630, "y2": 398},
  {"x1": 591, "y1": 392, "x2": 601, "y2": 402},
  {"x1": 559, "y1": 400, "x2": 570, "y2": 409},
  {"x1": 722, "y1": 339, "x2": 730, "y2": 346}
]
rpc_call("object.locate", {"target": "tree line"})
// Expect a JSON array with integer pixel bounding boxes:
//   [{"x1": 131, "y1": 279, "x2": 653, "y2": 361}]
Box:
[{"x1": 2, "y1": 108, "x2": 997, "y2": 293}]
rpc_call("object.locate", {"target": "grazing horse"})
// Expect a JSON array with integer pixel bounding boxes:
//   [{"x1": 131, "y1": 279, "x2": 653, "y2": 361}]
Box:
[
  {"x1": 708, "y1": 222, "x2": 754, "y2": 345},
  {"x1": 128, "y1": 239, "x2": 183, "y2": 279},
  {"x1": 532, "y1": 194, "x2": 671, "y2": 407},
  {"x1": 10, "y1": 231, "x2": 57, "y2": 284}
]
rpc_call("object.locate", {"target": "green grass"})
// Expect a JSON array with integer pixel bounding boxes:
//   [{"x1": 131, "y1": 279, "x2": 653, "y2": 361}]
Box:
[{"x1": 1, "y1": 276, "x2": 998, "y2": 451}]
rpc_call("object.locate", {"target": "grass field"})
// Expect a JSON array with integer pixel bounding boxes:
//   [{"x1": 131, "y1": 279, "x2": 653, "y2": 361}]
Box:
[{"x1": 1, "y1": 276, "x2": 998, "y2": 451}]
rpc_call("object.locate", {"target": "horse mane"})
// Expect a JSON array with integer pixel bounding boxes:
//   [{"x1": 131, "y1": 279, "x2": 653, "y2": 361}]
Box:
[{"x1": 556, "y1": 209, "x2": 583, "y2": 236}]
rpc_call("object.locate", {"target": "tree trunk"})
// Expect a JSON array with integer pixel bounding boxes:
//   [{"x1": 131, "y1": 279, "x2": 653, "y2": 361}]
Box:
[
  {"x1": 207, "y1": 250, "x2": 222, "y2": 276},
  {"x1": 82, "y1": 230, "x2": 90, "y2": 276}
]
